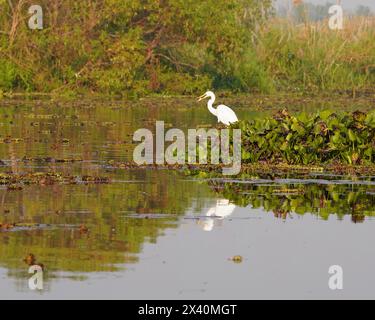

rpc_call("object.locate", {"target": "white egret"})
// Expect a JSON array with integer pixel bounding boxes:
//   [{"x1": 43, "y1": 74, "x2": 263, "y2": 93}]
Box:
[{"x1": 197, "y1": 91, "x2": 239, "y2": 126}]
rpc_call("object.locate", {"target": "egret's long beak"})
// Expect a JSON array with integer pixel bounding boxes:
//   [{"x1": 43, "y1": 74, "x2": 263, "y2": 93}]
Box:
[{"x1": 197, "y1": 94, "x2": 206, "y2": 102}]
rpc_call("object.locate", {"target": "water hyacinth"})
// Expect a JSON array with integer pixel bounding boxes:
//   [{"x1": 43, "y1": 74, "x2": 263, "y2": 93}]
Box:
[{"x1": 232, "y1": 110, "x2": 375, "y2": 165}]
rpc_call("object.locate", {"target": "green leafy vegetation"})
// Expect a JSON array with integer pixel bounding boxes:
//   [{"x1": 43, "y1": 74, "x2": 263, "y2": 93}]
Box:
[{"x1": 234, "y1": 109, "x2": 375, "y2": 165}]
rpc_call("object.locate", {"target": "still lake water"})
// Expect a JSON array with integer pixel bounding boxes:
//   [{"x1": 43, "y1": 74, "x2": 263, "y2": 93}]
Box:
[{"x1": 0, "y1": 96, "x2": 374, "y2": 299}]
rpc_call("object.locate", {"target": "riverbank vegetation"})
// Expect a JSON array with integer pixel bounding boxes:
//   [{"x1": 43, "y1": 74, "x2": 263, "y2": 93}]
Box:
[{"x1": 1, "y1": 1, "x2": 375, "y2": 97}]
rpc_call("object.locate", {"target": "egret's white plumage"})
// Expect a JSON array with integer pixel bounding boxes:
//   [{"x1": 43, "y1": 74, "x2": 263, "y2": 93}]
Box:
[{"x1": 198, "y1": 91, "x2": 238, "y2": 126}]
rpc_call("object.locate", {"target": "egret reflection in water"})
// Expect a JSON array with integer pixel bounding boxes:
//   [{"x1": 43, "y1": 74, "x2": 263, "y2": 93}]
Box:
[{"x1": 197, "y1": 199, "x2": 236, "y2": 231}]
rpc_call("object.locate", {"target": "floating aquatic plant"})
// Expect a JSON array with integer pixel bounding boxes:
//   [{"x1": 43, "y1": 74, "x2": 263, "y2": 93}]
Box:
[
  {"x1": 232, "y1": 109, "x2": 375, "y2": 165},
  {"x1": 0, "y1": 172, "x2": 110, "y2": 188}
]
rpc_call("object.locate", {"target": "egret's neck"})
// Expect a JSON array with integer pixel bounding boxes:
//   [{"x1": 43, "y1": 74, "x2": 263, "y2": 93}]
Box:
[{"x1": 207, "y1": 94, "x2": 217, "y2": 116}]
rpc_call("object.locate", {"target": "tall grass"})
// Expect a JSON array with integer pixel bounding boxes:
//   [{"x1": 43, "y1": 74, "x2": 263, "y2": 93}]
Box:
[{"x1": 255, "y1": 16, "x2": 375, "y2": 94}]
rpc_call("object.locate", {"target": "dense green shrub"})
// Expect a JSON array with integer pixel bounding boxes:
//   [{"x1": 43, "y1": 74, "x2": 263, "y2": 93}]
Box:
[
  {"x1": 0, "y1": 59, "x2": 32, "y2": 90},
  {"x1": 0, "y1": 0, "x2": 273, "y2": 95}
]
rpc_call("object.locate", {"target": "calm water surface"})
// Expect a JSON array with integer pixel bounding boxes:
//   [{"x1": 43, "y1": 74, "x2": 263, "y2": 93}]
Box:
[{"x1": 0, "y1": 97, "x2": 374, "y2": 299}]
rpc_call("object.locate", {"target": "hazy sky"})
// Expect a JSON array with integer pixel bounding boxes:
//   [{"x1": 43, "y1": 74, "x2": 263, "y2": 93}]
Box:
[{"x1": 275, "y1": 0, "x2": 375, "y2": 10}]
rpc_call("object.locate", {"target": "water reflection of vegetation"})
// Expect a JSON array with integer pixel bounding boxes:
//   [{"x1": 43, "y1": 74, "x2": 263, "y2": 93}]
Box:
[
  {"x1": 0, "y1": 170, "x2": 211, "y2": 278},
  {"x1": 209, "y1": 180, "x2": 375, "y2": 223}
]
